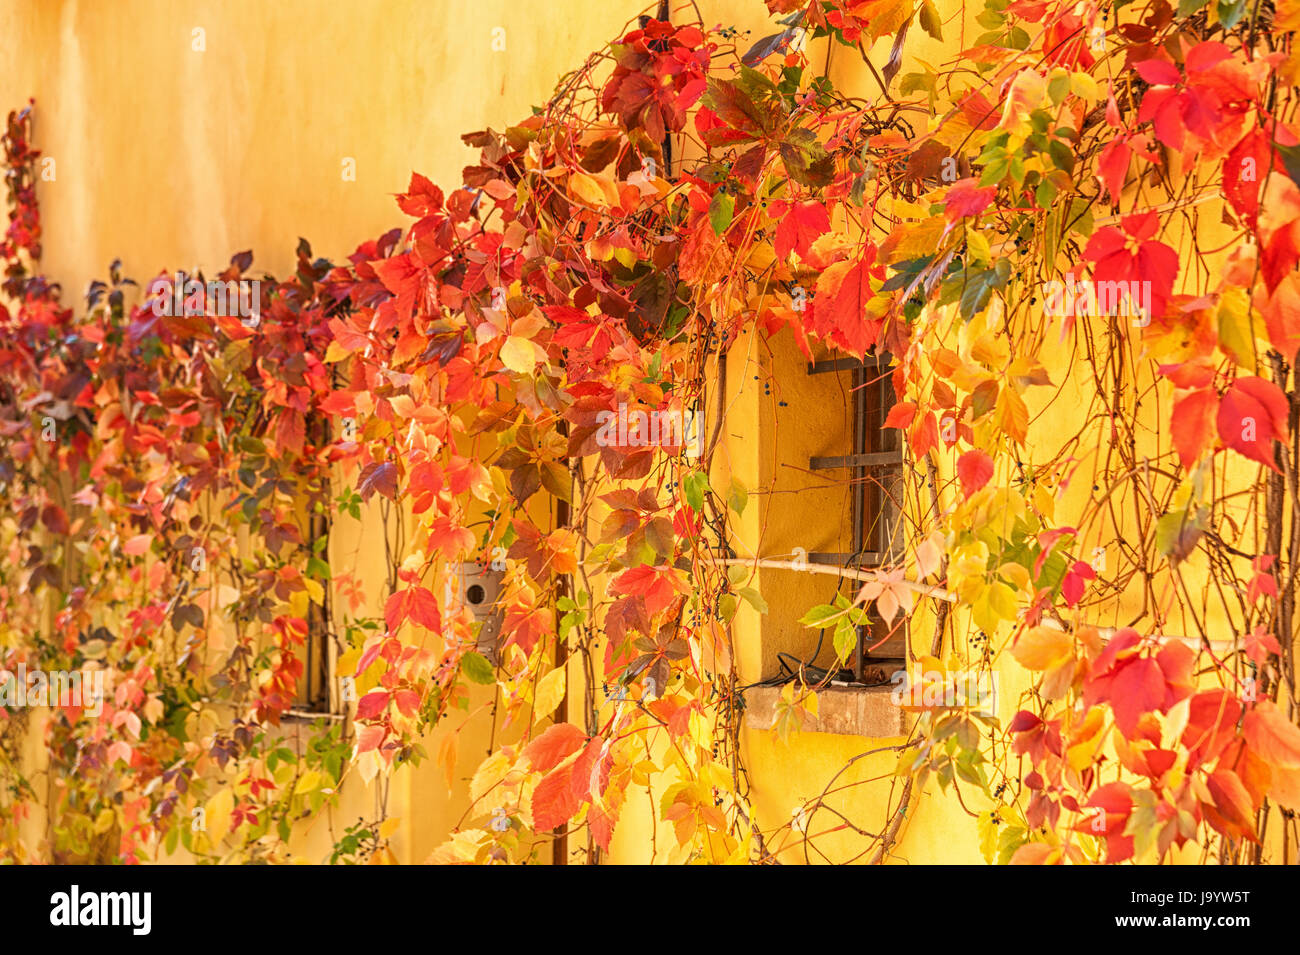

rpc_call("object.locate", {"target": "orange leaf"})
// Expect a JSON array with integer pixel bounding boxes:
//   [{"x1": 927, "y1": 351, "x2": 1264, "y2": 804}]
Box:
[
  {"x1": 523, "y1": 722, "x2": 587, "y2": 773},
  {"x1": 532, "y1": 763, "x2": 581, "y2": 831},
  {"x1": 1244, "y1": 701, "x2": 1300, "y2": 769}
]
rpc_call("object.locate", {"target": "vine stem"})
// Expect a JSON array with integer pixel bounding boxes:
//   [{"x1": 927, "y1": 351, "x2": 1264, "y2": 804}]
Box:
[{"x1": 716, "y1": 557, "x2": 1234, "y2": 651}]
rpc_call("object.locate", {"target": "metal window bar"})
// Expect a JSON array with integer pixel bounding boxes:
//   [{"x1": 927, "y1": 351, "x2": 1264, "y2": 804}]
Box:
[{"x1": 806, "y1": 353, "x2": 904, "y2": 682}]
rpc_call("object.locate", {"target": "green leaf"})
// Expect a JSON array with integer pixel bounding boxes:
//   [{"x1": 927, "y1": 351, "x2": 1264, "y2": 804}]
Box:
[
  {"x1": 780, "y1": 128, "x2": 835, "y2": 188},
  {"x1": 957, "y1": 259, "x2": 1010, "y2": 319},
  {"x1": 683, "y1": 471, "x2": 709, "y2": 511},
  {"x1": 1217, "y1": 0, "x2": 1247, "y2": 27},
  {"x1": 1275, "y1": 142, "x2": 1300, "y2": 191},
  {"x1": 738, "y1": 586, "x2": 769, "y2": 615},
  {"x1": 919, "y1": 0, "x2": 943, "y2": 39},
  {"x1": 460, "y1": 651, "x2": 496, "y2": 685},
  {"x1": 1047, "y1": 138, "x2": 1074, "y2": 173},
  {"x1": 799, "y1": 604, "x2": 840, "y2": 627},
  {"x1": 1047, "y1": 72, "x2": 1069, "y2": 106},
  {"x1": 833, "y1": 617, "x2": 857, "y2": 661},
  {"x1": 701, "y1": 75, "x2": 776, "y2": 140},
  {"x1": 728, "y1": 478, "x2": 748, "y2": 516},
  {"x1": 978, "y1": 150, "x2": 1009, "y2": 187},
  {"x1": 709, "y1": 192, "x2": 735, "y2": 235},
  {"x1": 1155, "y1": 507, "x2": 1206, "y2": 564}
]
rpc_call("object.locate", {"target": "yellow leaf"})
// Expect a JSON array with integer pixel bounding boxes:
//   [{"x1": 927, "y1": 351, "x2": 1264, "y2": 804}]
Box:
[
  {"x1": 378, "y1": 816, "x2": 401, "y2": 840},
  {"x1": 499, "y1": 336, "x2": 536, "y2": 374},
  {"x1": 324, "y1": 340, "x2": 353, "y2": 363},
  {"x1": 205, "y1": 786, "x2": 234, "y2": 843},
  {"x1": 568, "y1": 171, "x2": 610, "y2": 209},
  {"x1": 533, "y1": 667, "x2": 567, "y2": 720},
  {"x1": 1011, "y1": 626, "x2": 1074, "y2": 671},
  {"x1": 1067, "y1": 708, "x2": 1106, "y2": 771},
  {"x1": 1069, "y1": 71, "x2": 1099, "y2": 103},
  {"x1": 1216, "y1": 285, "x2": 1258, "y2": 371},
  {"x1": 425, "y1": 831, "x2": 486, "y2": 864},
  {"x1": 802, "y1": 689, "x2": 820, "y2": 719},
  {"x1": 996, "y1": 386, "x2": 1029, "y2": 445},
  {"x1": 998, "y1": 562, "x2": 1031, "y2": 594},
  {"x1": 966, "y1": 230, "x2": 992, "y2": 266},
  {"x1": 859, "y1": 0, "x2": 914, "y2": 42},
  {"x1": 369, "y1": 846, "x2": 400, "y2": 865},
  {"x1": 293, "y1": 769, "x2": 323, "y2": 796},
  {"x1": 1033, "y1": 483, "x2": 1056, "y2": 521},
  {"x1": 471, "y1": 751, "x2": 512, "y2": 803},
  {"x1": 883, "y1": 216, "x2": 946, "y2": 264},
  {"x1": 303, "y1": 577, "x2": 325, "y2": 604}
]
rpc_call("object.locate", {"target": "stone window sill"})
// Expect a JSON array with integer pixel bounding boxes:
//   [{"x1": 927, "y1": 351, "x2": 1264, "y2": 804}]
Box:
[{"x1": 743, "y1": 682, "x2": 908, "y2": 738}]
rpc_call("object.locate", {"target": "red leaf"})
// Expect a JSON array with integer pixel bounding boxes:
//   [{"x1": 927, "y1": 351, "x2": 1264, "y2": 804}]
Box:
[
  {"x1": 1181, "y1": 689, "x2": 1243, "y2": 769},
  {"x1": 356, "y1": 690, "x2": 389, "y2": 721},
  {"x1": 358, "y1": 461, "x2": 398, "y2": 501},
  {"x1": 396, "y1": 171, "x2": 444, "y2": 218},
  {"x1": 1108, "y1": 657, "x2": 1167, "y2": 737},
  {"x1": 1206, "y1": 769, "x2": 1257, "y2": 836},
  {"x1": 908, "y1": 411, "x2": 939, "y2": 460},
  {"x1": 944, "y1": 178, "x2": 996, "y2": 221},
  {"x1": 612, "y1": 564, "x2": 684, "y2": 617},
  {"x1": 384, "y1": 586, "x2": 441, "y2": 634},
  {"x1": 1008, "y1": 710, "x2": 1041, "y2": 733},
  {"x1": 373, "y1": 252, "x2": 421, "y2": 322},
  {"x1": 1244, "y1": 626, "x2": 1283, "y2": 667},
  {"x1": 568, "y1": 736, "x2": 610, "y2": 802},
  {"x1": 1170, "y1": 387, "x2": 1219, "y2": 470},
  {"x1": 1223, "y1": 129, "x2": 1272, "y2": 228},
  {"x1": 1217, "y1": 377, "x2": 1287, "y2": 470},
  {"x1": 1096, "y1": 136, "x2": 1131, "y2": 201},
  {"x1": 1134, "y1": 58, "x2": 1181, "y2": 87},
  {"x1": 1062, "y1": 560, "x2": 1096, "y2": 608},
  {"x1": 812, "y1": 252, "x2": 882, "y2": 356},
  {"x1": 406, "y1": 586, "x2": 441, "y2": 630},
  {"x1": 882, "y1": 401, "x2": 916, "y2": 430},
  {"x1": 1262, "y1": 274, "x2": 1300, "y2": 360},
  {"x1": 393, "y1": 688, "x2": 422, "y2": 717},
  {"x1": 1084, "y1": 781, "x2": 1135, "y2": 863},
  {"x1": 956, "y1": 449, "x2": 994, "y2": 497},
  {"x1": 773, "y1": 200, "x2": 830, "y2": 261},
  {"x1": 589, "y1": 801, "x2": 621, "y2": 852},
  {"x1": 318, "y1": 390, "x2": 357, "y2": 417},
  {"x1": 523, "y1": 722, "x2": 587, "y2": 773},
  {"x1": 275, "y1": 409, "x2": 305, "y2": 458},
  {"x1": 1233, "y1": 376, "x2": 1289, "y2": 438},
  {"x1": 356, "y1": 723, "x2": 386, "y2": 754}
]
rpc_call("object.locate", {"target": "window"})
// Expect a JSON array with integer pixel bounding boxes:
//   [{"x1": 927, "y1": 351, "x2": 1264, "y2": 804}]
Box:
[{"x1": 805, "y1": 351, "x2": 907, "y2": 681}]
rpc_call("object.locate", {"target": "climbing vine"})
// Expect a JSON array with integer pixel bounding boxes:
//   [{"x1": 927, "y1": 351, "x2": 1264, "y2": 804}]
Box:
[{"x1": 3, "y1": 0, "x2": 1300, "y2": 864}]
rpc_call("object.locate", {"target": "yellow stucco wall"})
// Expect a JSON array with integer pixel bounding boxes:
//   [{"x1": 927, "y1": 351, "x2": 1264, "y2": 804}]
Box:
[{"x1": 0, "y1": 0, "x2": 1263, "y2": 864}]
